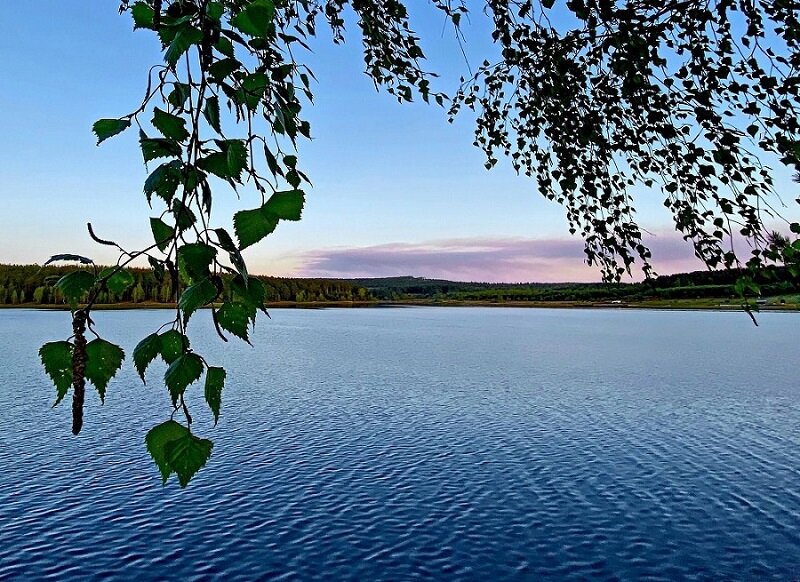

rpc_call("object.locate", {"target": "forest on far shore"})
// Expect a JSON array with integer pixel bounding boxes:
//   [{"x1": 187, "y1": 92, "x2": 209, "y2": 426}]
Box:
[
  {"x1": 343, "y1": 268, "x2": 800, "y2": 304},
  {"x1": 1, "y1": 263, "x2": 799, "y2": 307},
  {"x1": 0, "y1": 264, "x2": 370, "y2": 306}
]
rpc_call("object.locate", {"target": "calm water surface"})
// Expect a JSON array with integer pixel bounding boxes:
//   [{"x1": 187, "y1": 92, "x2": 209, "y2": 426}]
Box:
[{"x1": 0, "y1": 307, "x2": 799, "y2": 580}]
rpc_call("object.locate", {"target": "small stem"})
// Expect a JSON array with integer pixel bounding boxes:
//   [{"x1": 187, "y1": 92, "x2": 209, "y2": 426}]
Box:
[
  {"x1": 180, "y1": 394, "x2": 193, "y2": 427},
  {"x1": 83, "y1": 224, "x2": 167, "y2": 311}
]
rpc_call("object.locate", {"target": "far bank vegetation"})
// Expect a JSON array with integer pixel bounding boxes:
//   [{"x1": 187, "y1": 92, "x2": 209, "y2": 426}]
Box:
[{"x1": 2, "y1": 264, "x2": 799, "y2": 308}]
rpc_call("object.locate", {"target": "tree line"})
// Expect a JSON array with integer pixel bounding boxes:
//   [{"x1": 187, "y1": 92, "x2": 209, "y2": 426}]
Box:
[
  {"x1": 0, "y1": 264, "x2": 371, "y2": 306},
  {"x1": 4, "y1": 264, "x2": 799, "y2": 307},
  {"x1": 344, "y1": 269, "x2": 800, "y2": 303}
]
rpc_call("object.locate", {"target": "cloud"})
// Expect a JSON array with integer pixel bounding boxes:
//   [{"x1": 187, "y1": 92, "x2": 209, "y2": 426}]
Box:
[{"x1": 287, "y1": 234, "x2": 706, "y2": 283}]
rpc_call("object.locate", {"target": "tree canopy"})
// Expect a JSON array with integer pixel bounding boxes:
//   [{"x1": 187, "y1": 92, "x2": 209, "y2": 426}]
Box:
[
  {"x1": 38, "y1": 0, "x2": 800, "y2": 485},
  {"x1": 452, "y1": 0, "x2": 800, "y2": 278}
]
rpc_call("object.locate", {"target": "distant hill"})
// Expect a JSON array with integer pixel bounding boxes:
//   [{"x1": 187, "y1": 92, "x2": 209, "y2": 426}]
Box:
[{"x1": 340, "y1": 268, "x2": 800, "y2": 302}]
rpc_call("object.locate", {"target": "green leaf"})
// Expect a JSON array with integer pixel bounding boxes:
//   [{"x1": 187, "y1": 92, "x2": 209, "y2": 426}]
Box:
[
  {"x1": 150, "y1": 217, "x2": 174, "y2": 252},
  {"x1": 92, "y1": 119, "x2": 131, "y2": 145},
  {"x1": 133, "y1": 333, "x2": 161, "y2": 383},
  {"x1": 39, "y1": 341, "x2": 73, "y2": 405},
  {"x1": 215, "y1": 228, "x2": 248, "y2": 280},
  {"x1": 100, "y1": 268, "x2": 136, "y2": 295},
  {"x1": 54, "y1": 270, "x2": 96, "y2": 308},
  {"x1": 285, "y1": 169, "x2": 301, "y2": 188},
  {"x1": 214, "y1": 228, "x2": 238, "y2": 254},
  {"x1": 231, "y1": 275, "x2": 266, "y2": 314},
  {"x1": 178, "y1": 278, "x2": 218, "y2": 325},
  {"x1": 231, "y1": 0, "x2": 275, "y2": 37},
  {"x1": 230, "y1": 190, "x2": 301, "y2": 250},
  {"x1": 85, "y1": 339, "x2": 125, "y2": 403},
  {"x1": 264, "y1": 189, "x2": 304, "y2": 221},
  {"x1": 171, "y1": 199, "x2": 197, "y2": 231},
  {"x1": 203, "y1": 96, "x2": 221, "y2": 133},
  {"x1": 149, "y1": 257, "x2": 166, "y2": 282},
  {"x1": 206, "y1": 1, "x2": 224, "y2": 21},
  {"x1": 233, "y1": 205, "x2": 279, "y2": 249},
  {"x1": 165, "y1": 27, "x2": 204, "y2": 66},
  {"x1": 241, "y1": 73, "x2": 268, "y2": 110},
  {"x1": 157, "y1": 22, "x2": 179, "y2": 45},
  {"x1": 200, "y1": 179, "x2": 212, "y2": 214},
  {"x1": 208, "y1": 58, "x2": 240, "y2": 82},
  {"x1": 178, "y1": 243, "x2": 217, "y2": 283},
  {"x1": 265, "y1": 146, "x2": 281, "y2": 176},
  {"x1": 159, "y1": 330, "x2": 188, "y2": 364},
  {"x1": 215, "y1": 36, "x2": 235, "y2": 58},
  {"x1": 734, "y1": 276, "x2": 760, "y2": 297},
  {"x1": 144, "y1": 161, "x2": 182, "y2": 204},
  {"x1": 168, "y1": 83, "x2": 191, "y2": 109},
  {"x1": 226, "y1": 141, "x2": 248, "y2": 179},
  {"x1": 164, "y1": 432, "x2": 214, "y2": 487},
  {"x1": 145, "y1": 420, "x2": 189, "y2": 483},
  {"x1": 131, "y1": 1, "x2": 155, "y2": 29},
  {"x1": 183, "y1": 165, "x2": 204, "y2": 191},
  {"x1": 196, "y1": 152, "x2": 230, "y2": 180},
  {"x1": 197, "y1": 140, "x2": 247, "y2": 182},
  {"x1": 140, "y1": 131, "x2": 182, "y2": 162},
  {"x1": 152, "y1": 108, "x2": 189, "y2": 142},
  {"x1": 204, "y1": 367, "x2": 226, "y2": 424},
  {"x1": 44, "y1": 254, "x2": 94, "y2": 266},
  {"x1": 216, "y1": 302, "x2": 252, "y2": 342},
  {"x1": 164, "y1": 353, "x2": 205, "y2": 405}
]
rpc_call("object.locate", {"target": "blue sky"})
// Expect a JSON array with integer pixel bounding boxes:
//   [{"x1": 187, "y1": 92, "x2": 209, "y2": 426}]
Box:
[{"x1": 1, "y1": 2, "x2": 795, "y2": 282}]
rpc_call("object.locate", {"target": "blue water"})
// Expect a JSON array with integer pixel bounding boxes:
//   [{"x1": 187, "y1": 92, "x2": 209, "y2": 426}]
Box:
[{"x1": 1, "y1": 307, "x2": 799, "y2": 580}]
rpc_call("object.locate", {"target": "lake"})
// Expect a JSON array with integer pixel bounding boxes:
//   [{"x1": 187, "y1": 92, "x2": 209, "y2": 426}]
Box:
[{"x1": 0, "y1": 307, "x2": 799, "y2": 580}]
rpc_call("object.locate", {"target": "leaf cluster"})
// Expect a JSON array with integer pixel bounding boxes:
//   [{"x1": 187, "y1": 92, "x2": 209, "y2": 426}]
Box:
[
  {"x1": 44, "y1": 0, "x2": 448, "y2": 485},
  {"x1": 449, "y1": 0, "x2": 800, "y2": 281}
]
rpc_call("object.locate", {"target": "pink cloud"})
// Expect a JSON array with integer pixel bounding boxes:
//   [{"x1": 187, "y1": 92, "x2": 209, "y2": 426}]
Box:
[{"x1": 289, "y1": 233, "x2": 707, "y2": 283}]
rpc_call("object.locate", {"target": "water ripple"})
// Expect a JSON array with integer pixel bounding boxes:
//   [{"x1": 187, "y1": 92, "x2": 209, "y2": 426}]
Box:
[{"x1": 1, "y1": 308, "x2": 799, "y2": 580}]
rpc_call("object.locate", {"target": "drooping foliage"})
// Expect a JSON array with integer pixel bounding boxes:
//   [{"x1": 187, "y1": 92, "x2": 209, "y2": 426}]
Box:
[
  {"x1": 39, "y1": 0, "x2": 449, "y2": 487},
  {"x1": 38, "y1": 0, "x2": 800, "y2": 485},
  {"x1": 451, "y1": 0, "x2": 800, "y2": 279}
]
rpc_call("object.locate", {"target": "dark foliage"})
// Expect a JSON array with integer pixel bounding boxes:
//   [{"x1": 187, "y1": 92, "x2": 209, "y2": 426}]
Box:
[{"x1": 451, "y1": 0, "x2": 800, "y2": 280}]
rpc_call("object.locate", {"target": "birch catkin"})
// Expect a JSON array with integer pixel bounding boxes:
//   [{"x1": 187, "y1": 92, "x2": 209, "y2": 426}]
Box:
[{"x1": 71, "y1": 310, "x2": 87, "y2": 435}]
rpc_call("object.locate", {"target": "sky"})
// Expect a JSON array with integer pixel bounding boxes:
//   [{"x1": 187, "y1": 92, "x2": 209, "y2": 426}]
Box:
[{"x1": 0, "y1": 2, "x2": 797, "y2": 282}]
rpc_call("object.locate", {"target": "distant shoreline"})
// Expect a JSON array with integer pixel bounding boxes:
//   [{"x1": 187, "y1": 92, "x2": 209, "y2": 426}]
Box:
[
  {"x1": 1, "y1": 299, "x2": 798, "y2": 313},
  {"x1": 3, "y1": 264, "x2": 798, "y2": 311}
]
